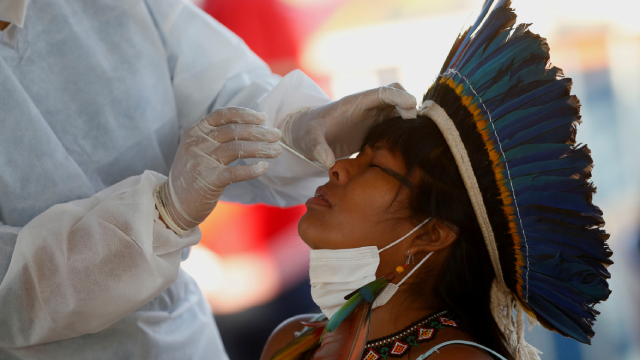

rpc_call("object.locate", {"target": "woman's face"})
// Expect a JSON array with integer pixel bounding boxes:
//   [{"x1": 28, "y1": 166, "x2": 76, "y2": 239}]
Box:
[{"x1": 299, "y1": 143, "x2": 417, "y2": 252}]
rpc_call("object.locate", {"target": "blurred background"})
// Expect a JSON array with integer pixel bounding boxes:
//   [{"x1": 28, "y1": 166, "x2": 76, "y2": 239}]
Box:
[{"x1": 181, "y1": 0, "x2": 640, "y2": 359}]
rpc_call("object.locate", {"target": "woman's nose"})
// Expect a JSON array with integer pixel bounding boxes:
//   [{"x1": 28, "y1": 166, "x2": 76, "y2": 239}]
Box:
[
  {"x1": 329, "y1": 157, "x2": 366, "y2": 184},
  {"x1": 330, "y1": 159, "x2": 351, "y2": 184}
]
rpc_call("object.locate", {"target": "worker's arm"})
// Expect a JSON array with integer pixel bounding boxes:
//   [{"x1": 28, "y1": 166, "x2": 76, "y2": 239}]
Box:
[
  {"x1": 0, "y1": 107, "x2": 282, "y2": 348},
  {"x1": 145, "y1": 0, "x2": 331, "y2": 207},
  {"x1": 0, "y1": 172, "x2": 199, "y2": 347}
]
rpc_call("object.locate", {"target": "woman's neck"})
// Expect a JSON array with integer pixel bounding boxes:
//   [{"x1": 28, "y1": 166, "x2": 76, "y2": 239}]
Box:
[
  {"x1": 367, "y1": 288, "x2": 442, "y2": 341},
  {"x1": 365, "y1": 288, "x2": 478, "y2": 360},
  {"x1": 0, "y1": 21, "x2": 10, "y2": 31}
]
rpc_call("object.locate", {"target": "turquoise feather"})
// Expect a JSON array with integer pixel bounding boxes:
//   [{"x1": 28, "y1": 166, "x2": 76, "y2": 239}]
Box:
[{"x1": 322, "y1": 276, "x2": 389, "y2": 335}]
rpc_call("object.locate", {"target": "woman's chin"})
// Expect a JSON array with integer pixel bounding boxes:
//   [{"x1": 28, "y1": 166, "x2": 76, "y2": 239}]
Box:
[{"x1": 297, "y1": 213, "x2": 323, "y2": 250}]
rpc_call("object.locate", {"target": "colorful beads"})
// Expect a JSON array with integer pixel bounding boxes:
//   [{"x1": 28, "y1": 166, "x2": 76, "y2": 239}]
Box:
[{"x1": 362, "y1": 311, "x2": 459, "y2": 360}]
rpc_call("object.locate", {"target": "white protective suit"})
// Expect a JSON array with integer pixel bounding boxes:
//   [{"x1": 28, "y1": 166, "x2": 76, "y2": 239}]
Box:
[{"x1": 0, "y1": 0, "x2": 329, "y2": 358}]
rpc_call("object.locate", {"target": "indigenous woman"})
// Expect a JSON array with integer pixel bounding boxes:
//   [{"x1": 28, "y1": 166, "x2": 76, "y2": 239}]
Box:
[{"x1": 261, "y1": 1, "x2": 612, "y2": 359}]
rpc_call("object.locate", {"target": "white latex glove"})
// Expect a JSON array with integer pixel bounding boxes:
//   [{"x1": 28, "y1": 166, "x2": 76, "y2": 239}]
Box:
[
  {"x1": 278, "y1": 83, "x2": 417, "y2": 168},
  {"x1": 154, "y1": 107, "x2": 282, "y2": 234}
]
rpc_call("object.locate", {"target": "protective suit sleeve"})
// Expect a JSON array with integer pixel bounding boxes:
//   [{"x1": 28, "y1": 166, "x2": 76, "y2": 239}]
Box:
[
  {"x1": 145, "y1": 0, "x2": 330, "y2": 207},
  {"x1": 0, "y1": 171, "x2": 200, "y2": 347}
]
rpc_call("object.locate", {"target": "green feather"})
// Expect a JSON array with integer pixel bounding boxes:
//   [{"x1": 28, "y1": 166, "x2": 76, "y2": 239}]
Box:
[{"x1": 322, "y1": 277, "x2": 389, "y2": 336}]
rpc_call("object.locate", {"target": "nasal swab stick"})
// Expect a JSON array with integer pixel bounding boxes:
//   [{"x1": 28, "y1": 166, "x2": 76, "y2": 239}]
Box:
[{"x1": 277, "y1": 141, "x2": 329, "y2": 172}]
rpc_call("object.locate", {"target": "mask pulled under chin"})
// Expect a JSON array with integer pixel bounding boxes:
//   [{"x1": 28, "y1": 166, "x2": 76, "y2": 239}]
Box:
[
  {"x1": 0, "y1": 0, "x2": 30, "y2": 28},
  {"x1": 309, "y1": 246, "x2": 379, "y2": 319},
  {"x1": 309, "y1": 218, "x2": 432, "y2": 319}
]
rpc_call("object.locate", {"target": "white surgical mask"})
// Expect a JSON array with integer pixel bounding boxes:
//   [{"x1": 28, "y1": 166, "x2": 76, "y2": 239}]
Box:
[
  {"x1": 309, "y1": 218, "x2": 433, "y2": 319},
  {"x1": 0, "y1": 0, "x2": 29, "y2": 28}
]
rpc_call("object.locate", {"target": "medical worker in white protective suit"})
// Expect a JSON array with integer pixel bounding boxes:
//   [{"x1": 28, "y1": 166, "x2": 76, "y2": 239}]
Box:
[{"x1": 0, "y1": 0, "x2": 417, "y2": 359}]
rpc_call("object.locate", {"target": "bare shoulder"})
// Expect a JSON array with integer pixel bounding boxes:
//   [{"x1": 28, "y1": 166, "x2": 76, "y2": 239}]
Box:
[
  {"x1": 423, "y1": 344, "x2": 497, "y2": 360},
  {"x1": 260, "y1": 314, "x2": 320, "y2": 360}
]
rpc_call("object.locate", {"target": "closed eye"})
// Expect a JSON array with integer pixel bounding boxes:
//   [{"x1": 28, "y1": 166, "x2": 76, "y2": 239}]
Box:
[{"x1": 369, "y1": 163, "x2": 415, "y2": 191}]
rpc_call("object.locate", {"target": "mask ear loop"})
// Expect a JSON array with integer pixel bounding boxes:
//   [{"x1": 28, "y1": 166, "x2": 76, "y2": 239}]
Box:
[
  {"x1": 397, "y1": 251, "x2": 434, "y2": 287},
  {"x1": 378, "y1": 217, "x2": 432, "y2": 253}
]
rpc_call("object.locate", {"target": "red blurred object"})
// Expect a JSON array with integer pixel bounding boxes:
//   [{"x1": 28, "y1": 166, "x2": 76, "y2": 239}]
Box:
[
  {"x1": 203, "y1": 0, "x2": 346, "y2": 86},
  {"x1": 203, "y1": 0, "x2": 299, "y2": 74},
  {"x1": 199, "y1": 203, "x2": 306, "y2": 256}
]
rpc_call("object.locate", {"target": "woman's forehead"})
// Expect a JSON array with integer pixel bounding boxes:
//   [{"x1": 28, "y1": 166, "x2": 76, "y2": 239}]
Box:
[
  {"x1": 368, "y1": 143, "x2": 405, "y2": 166},
  {"x1": 368, "y1": 142, "x2": 399, "y2": 156}
]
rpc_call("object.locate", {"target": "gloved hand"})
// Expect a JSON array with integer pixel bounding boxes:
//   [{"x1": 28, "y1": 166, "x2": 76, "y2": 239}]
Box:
[
  {"x1": 154, "y1": 107, "x2": 282, "y2": 235},
  {"x1": 278, "y1": 83, "x2": 417, "y2": 168}
]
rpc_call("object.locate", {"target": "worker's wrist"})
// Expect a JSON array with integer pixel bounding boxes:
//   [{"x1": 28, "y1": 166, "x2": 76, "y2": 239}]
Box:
[
  {"x1": 156, "y1": 206, "x2": 170, "y2": 229},
  {"x1": 278, "y1": 107, "x2": 315, "y2": 150},
  {"x1": 153, "y1": 182, "x2": 188, "y2": 236}
]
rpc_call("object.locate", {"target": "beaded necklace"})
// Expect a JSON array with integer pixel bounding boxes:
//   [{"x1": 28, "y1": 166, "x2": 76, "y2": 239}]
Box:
[{"x1": 361, "y1": 310, "x2": 459, "y2": 360}]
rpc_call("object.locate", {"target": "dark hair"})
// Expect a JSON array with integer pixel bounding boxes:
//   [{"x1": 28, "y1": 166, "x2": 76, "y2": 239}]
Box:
[{"x1": 361, "y1": 115, "x2": 514, "y2": 360}]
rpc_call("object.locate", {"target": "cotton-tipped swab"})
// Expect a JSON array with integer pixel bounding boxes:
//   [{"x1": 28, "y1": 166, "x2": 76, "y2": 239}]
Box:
[{"x1": 277, "y1": 141, "x2": 328, "y2": 172}]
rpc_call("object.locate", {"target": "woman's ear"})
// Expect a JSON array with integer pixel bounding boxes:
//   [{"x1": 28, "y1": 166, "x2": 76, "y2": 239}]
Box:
[{"x1": 407, "y1": 219, "x2": 458, "y2": 255}]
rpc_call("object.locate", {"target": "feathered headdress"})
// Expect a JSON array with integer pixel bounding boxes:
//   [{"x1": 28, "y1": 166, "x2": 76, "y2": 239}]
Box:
[{"x1": 419, "y1": 0, "x2": 612, "y2": 358}]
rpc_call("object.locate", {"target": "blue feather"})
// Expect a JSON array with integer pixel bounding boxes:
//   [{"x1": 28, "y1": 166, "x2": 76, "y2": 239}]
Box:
[
  {"x1": 447, "y1": 0, "x2": 496, "y2": 69},
  {"x1": 528, "y1": 274, "x2": 596, "y2": 320},
  {"x1": 518, "y1": 205, "x2": 603, "y2": 227},
  {"x1": 501, "y1": 121, "x2": 577, "y2": 150},
  {"x1": 531, "y1": 253, "x2": 610, "y2": 300},
  {"x1": 527, "y1": 245, "x2": 611, "y2": 271},
  {"x1": 496, "y1": 99, "x2": 578, "y2": 140},
  {"x1": 527, "y1": 293, "x2": 592, "y2": 344},
  {"x1": 514, "y1": 192, "x2": 593, "y2": 213},
  {"x1": 508, "y1": 157, "x2": 590, "y2": 178},
  {"x1": 506, "y1": 148, "x2": 571, "y2": 170},
  {"x1": 492, "y1": 79, "x2": 571, "y2": 119}
]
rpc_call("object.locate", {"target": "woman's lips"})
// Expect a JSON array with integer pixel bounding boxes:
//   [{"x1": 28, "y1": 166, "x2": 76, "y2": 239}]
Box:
[{"x1": 306, "y1": 186, "x2": 332, "y2": 207}]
